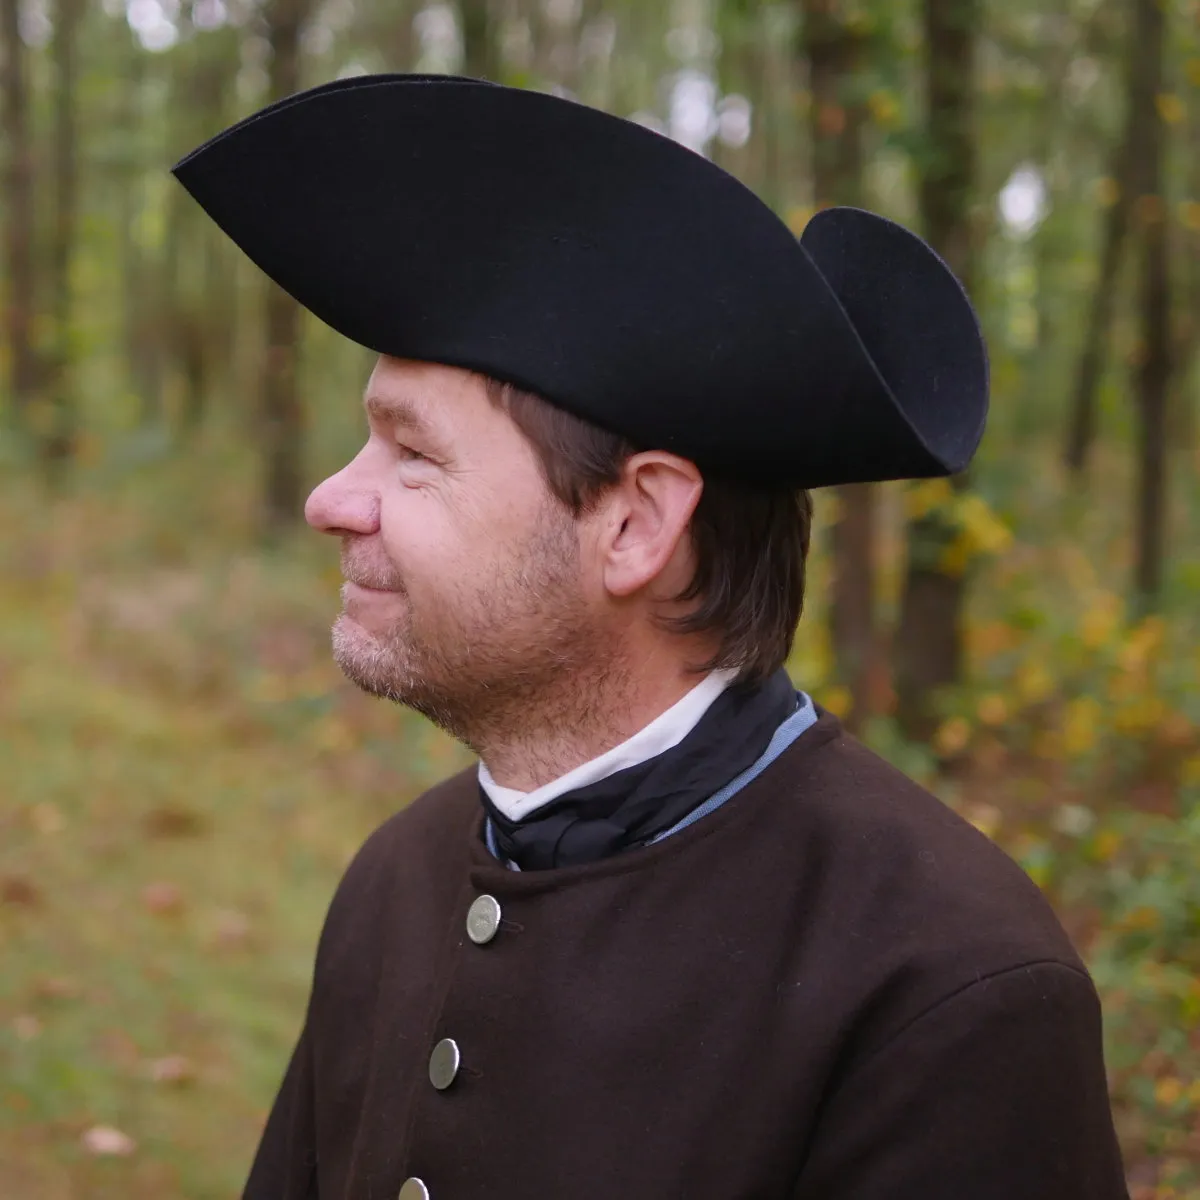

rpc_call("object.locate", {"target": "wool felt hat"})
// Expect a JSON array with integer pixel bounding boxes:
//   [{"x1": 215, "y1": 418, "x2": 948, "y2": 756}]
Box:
[{"x1": 172, "y1": 73, "x2": 988, "y2": 488}]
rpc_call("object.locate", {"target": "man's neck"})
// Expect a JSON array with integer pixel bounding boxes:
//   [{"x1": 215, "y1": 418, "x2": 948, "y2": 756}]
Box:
[{"x1": 477, "y1": 658, "x2": 717, "y2": 793}]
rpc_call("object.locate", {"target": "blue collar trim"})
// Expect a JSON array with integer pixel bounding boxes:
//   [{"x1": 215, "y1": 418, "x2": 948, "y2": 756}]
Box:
[{"x1": 483, "y1": 691, "x2": 817, "y2": 870}]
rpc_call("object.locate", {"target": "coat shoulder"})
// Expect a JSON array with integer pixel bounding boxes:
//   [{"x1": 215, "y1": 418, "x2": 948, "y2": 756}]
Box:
[{"x1": 759, "y1": 721, "x2": 1089, "y2": 1027}]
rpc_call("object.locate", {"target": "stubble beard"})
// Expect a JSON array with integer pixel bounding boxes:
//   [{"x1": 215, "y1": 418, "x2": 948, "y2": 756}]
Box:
[{"x1": 331, "y1": 510, "x2": 628, "y2": 759}]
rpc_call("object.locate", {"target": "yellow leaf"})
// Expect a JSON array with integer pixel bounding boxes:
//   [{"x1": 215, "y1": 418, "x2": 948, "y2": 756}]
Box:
[
  {"x1": 867, "y1": 89, "x2": 899, "y2": 127},
  {"x1": 1118, "y1": 616, "x2": 1166, "y2": 672},
  {"x1": 933, "y1": 716, "x2": 971, "y2": 757},
  {"x1": 819, "y1": 684, "x2": 852, "y2": 720},
  {"x1": 1179, "y1": 200, "x2": 1200, "y2": 232},
  {"x1": 905, "y1": 477, "x2": 953, "y2": 520},
  {"x1": 1182, "y1": 755, "x2": 1200, "y2": 787},
  {"x1": 1155, "y1": 1076, "x2": 1184, "y2": 1107},
  {"x1": 1014, "y1": 660, "x2": 1055, "y2": 704},
  {"x1": 1063, "y1": 696, "x2": 1102, "y2": 758},
  {"x1": 1113, "y1": 695, "x2": 1167, "y2": 735},
  {"x1": 937, "y1": 536, "x2": 971, "y2": 578},
  {"x1": 1156, "y1": 93, "x2": 1185, "y2": 124},
  {"x1": 1090, "y1": 830, "x2": 1122, "y2": 863},
  {"x1": 819, "y1": 491, "x2": 844, "y2": 525},
  {"x1": 785, "y1": 205, "x2": 816, "y2": 236},
  {"x1": 956, "y1": 493, "x2": 1012, "y2": 557},
  {"x1": 1094, "y1": 176, "x2": 1121, "y2": 207},
  {"x1": 976, "y1": 693, "x2": 1008, "y2": 727},
  {"x1": 965, "y1": 802, "x2": 1002, "y2": 839},
  {"x1": 1080, "y1": 592, "x2": 1123, "y2": 650}
]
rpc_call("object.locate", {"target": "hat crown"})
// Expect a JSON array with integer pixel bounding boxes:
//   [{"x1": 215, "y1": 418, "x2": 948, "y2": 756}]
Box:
[{"x1": 173, "y1": 74, "x2": 988, "y2": 487}]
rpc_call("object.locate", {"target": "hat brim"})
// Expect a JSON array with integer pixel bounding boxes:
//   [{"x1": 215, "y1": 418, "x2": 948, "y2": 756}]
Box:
[{"x1": 173, "y1": 74, "x2": 988, "y2": 488}]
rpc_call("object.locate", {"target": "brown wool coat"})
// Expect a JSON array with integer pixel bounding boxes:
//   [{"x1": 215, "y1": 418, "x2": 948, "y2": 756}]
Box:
[{"x1": 245, "y1": 711, "x2": 1129, "y2": 1199}]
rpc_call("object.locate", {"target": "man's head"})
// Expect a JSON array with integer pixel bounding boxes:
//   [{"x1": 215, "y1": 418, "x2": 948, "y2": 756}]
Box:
[{"x1": 305, "y1": 356, "x2": 811, "y2": 755}]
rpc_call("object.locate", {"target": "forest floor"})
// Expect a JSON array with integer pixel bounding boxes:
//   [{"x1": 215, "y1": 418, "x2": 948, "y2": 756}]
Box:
[{"x1": 1, "y1": 444, "x2": 1197, "y2": 1198}]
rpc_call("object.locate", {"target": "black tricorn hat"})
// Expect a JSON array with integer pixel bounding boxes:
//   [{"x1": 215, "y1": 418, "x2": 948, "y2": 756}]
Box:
[{"x1": 172, "y1": 73, "x2": 988, "y2": 488}]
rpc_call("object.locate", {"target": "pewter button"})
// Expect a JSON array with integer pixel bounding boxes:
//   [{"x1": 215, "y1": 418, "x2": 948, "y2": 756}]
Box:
[
  {"x1": 466, "y1": 894, "x2": 502, "y2": 944},
  {"x1": 429, "y1": 1037, "x2": 460, "y2": 1090},
  {"x1": 398, "y1": 1179, "x2": 429, "y2": 1200}
]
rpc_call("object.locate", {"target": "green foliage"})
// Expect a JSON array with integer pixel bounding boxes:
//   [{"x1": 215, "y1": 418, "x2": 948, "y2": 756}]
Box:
[{"x1": 2, "y1": 0, "x2": 1199, "y2": 1194}]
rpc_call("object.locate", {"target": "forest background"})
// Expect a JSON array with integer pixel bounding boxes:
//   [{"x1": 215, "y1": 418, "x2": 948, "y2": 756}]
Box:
[{"x1": 2, "y1": 0, "x2": 1199, "y2": 1195}]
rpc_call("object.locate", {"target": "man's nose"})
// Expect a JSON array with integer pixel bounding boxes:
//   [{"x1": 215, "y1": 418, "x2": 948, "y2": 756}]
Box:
[{"x1": 304, "y1": 460, "x2": 380, "y2": 535}]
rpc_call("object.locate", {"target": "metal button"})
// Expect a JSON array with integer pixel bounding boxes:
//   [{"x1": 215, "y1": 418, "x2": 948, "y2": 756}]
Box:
[
  {"x1": 398, "y1": 1179, "x2": 429, "y2": 1200},
  {"x1": 466, "y1": 894, "x2": 502, "y2": 945},
  {"x1": 428, "y1": 1037, "x2": 460, "y2": 1090}
]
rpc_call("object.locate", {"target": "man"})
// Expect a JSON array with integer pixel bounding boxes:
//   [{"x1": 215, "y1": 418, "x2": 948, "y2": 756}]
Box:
[{"x1": 174, "y1": 75, "x2": 1129, "y2": 1199}]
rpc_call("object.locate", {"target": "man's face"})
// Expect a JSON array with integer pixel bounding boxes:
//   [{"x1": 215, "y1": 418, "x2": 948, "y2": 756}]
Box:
[{"x1": 304, "y1": 356, "x2": 613, "y2": 744}]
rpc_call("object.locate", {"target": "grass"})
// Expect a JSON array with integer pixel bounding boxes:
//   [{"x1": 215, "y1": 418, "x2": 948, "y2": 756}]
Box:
[
  {"x1": 0, "y1": 456, "x2": 470, "y2": 1197},
  {"x1": 0, "y1": 428, "x2": 1196, "y2": 1197}
]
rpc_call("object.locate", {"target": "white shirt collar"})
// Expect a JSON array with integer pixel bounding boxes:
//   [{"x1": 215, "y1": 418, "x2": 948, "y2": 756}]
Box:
[{"x1": 478, "y1": 668, "x2": 740, "y2": 822}]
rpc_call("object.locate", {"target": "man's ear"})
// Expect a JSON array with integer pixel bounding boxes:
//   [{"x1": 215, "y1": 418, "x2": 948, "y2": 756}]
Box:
[{"x1": 598, "y1": 453, "x2": 703, "y2": 600}]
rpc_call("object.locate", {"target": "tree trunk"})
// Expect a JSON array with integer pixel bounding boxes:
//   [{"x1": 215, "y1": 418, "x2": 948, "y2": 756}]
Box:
[
  {"x1": 116, "y1": 34, "x2": 152, "y2": 420},
  {"x1": 41, "y1": 0, "x2": 85, "y2": 472},
  {"x1": 893, "y1": 0, "x2": 980, "y2": 745},
  {"x1": 261, "y1": 0, "x2": 314, "y2": 536},
  {"x1": 1, "y1": 0, "x2": 40, "y2": 418},
  {"x1": 1168, "y1": 25, "x2": 1200, "y2": 455},
  {"x1": 461, "y1": 0, "x2": 496, "y2": 80},
  {"x1": 178, "y1": 22, "x2": 239, "y2": 432},
  {"x1": 393, "y1": 1, "x2": 418, "y2": 71},
  {"x1": 1130, "y1": 0, "x2": 1170, "y2": 608},
  {"x1": 1064, "y1": 83, "x2": 1136, "y2": 475},
  {"x1": 800, "y1": 0, "x2": 876, "y2": 731}
]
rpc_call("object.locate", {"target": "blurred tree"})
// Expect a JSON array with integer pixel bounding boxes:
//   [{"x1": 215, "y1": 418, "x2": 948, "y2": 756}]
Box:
[
  {"x1": 169, "y1": 7, "x2": 243, "y2": 431},
  {"x1": 1, "y1": 0, "x2": 40, "y2": 419},
  {"x1": 1064, "y1": 7, "x2": 1134, "y2": 477},
  {"x1": 1129, "y1": 0, "x2": 1170, "y2": 608},
  {"x1": 893, "y1": 0, "x2": 980, "y2": 743},
  {"x1": 461, "y1": 0, "x2": 499, "y2": 80},
  {"x1": 1173, "y1": 44, "x2": 1200, "y2": 453},
  {"x1": 799, "y1": 0, "x2": 877, "y2": 732},
  {"x1": 41, "y1": 0, "x2": 87, "y2": 471},
  {"x1": 112, "y1": 30, "x2": 162, "y2": 425},
  {"x1": 261, "y1": 0, "x2": 316, "y2": 536}
]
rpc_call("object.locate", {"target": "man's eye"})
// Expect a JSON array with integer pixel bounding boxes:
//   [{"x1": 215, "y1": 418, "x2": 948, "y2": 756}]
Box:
[{"x1": 396, "y1": 443, "x2": 428, "y2": 463}]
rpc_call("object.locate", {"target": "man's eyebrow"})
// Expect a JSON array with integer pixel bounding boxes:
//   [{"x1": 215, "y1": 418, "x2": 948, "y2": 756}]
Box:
[{"x1": 363, "y1": 392, "x2": 438, "y2": 436}]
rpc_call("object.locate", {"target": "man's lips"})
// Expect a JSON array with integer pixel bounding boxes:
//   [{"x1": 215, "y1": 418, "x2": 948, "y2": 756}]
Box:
[{"x1": 343, "y1": 580, "x2": 401, "y2": 597}]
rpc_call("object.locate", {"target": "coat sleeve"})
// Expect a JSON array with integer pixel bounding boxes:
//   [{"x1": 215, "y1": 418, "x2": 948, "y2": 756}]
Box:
[
  {"x1": 793, "y1": 961, "x2": 1130, "y2": 1200},
  {"x1": 243, "y1": 1020, "x2": 319, "y2": 1200}
]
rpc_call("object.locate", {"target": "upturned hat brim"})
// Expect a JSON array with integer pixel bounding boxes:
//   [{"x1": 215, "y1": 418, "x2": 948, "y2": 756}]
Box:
[{"x1": 173, "y1": 74, "x2": 988, "y2": 488}]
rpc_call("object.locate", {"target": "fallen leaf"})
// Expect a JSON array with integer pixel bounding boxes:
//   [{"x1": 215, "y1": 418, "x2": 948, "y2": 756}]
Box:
[
  {"x1": 12, "y1": 1014, "x2": 41, "y2": 1041},
  {"x1": 0, "y1": 876, "x2": 41, "y2": 907},
  {"x1": 29, "y1": 803, "x2": 65, "y2": 835},
  {"x1": 33, "y1": 975, "x2": 81, "y2": 1002},
  {"x1": 146, "y1": 1055, "x2": 196, "y2": 1085},
  {"x1": 212, "y1": 908, "x2": 251, "y2": 948},
  {"x1": 142, "y1": 805, "x2": 207, "y2": 839},
  {"x1": 81, "y1": 1125, "x2": 137, "y2": 1157},
  {"x1": 141, "y1": 882, "x2": 184, "y2": 916}
]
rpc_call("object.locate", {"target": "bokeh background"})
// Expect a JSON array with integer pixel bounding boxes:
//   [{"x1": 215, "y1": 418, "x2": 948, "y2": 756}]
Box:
[{"x1": 2, "y1": 0, "x2": 1199, "y2": 1195}]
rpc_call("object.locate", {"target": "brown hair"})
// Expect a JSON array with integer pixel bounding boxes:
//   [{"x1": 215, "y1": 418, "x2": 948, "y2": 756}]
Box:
[{"x1": 483, "y1": 377, "x2": 813, "y2": 685}]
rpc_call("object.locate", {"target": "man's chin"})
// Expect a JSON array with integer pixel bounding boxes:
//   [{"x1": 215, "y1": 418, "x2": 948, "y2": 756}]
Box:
[{"x1": 332, "y1": 617, "x2": 402, "y2": 695}]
